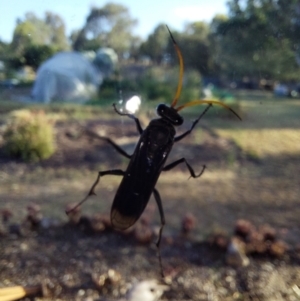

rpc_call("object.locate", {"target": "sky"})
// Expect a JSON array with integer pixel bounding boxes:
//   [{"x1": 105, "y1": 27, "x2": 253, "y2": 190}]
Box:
[{"x1": 0, "y1": 0, "x2": 229, "y2": 43}]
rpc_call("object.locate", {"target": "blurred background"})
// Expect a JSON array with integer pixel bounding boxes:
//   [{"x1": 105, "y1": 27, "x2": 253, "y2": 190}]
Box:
[{"x1": 0, "y1": 1, "x2": 300, "y2": 300}]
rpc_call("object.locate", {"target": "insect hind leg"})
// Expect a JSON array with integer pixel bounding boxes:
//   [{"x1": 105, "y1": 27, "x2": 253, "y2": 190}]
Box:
[
  {"x1": 153, "y1": 188, "x2": 166, "y2": 278},
  {"x1": 66, "y1": 169, "x2": 125, "y2": 214}
]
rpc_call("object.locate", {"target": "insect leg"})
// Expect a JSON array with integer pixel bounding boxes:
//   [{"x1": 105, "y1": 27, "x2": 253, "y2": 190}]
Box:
[
  {"x1": 66, "y1": 169, "x2": 125, "y2": 214},
  {"x1": 174, "y1": 104, "x2": 212, "y2": 142},
  {"x1": 163, "y1": 158, "x2": 206, "y2": 178},
  {"x1": 84, "y1": 128, "x2": 132, "y2": 159},
  {"x1": 153, "y1": 188, "x2": 166, "y2": 278},
  {"x1": 113, "y1": 103, "x2": 143, "y2": 134}
]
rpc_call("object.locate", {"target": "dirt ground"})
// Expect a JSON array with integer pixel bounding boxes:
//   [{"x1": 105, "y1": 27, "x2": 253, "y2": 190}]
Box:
[{"x1": 1, "y1": 115, "x2": 300, "y2": 300}]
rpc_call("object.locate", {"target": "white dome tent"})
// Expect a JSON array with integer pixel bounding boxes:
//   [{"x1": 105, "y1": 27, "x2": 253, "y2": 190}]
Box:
[{"x1": 31, "y1": 48, "x2": 118, "y2": 103}]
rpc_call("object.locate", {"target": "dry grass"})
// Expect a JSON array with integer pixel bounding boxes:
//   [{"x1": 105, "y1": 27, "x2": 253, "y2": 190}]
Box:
[
  {"x1": 204, "y1": 98, "x2": 300, "y2": 159},
  {"x1": 216, "y1": 128, "x2": 300, "y2": 158}
]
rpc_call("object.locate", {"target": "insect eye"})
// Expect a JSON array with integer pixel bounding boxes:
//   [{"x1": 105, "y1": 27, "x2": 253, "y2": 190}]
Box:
[
  {"x1": 175, "y1": 117, "x2": 183, "y2": 126},
  {"x1": 156, "y1": 104, "x2": 166, "y2": 116}
]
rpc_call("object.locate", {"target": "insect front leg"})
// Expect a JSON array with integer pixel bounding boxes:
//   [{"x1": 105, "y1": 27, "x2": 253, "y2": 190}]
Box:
[
  {"x1": 113, "y1": 103, "x2": 143, "y2": 134},
  {"x1": 152, "y1": 188, "x2": 166, "y2": 278},
  {"x1": 174, "y1": 104, "x2": 212, "y2": 142},
  {"x1": 163, "y1": 158, "x2": 206, "y2": 179},
  {"x1": 66, "y1": 169, "x2": 125, "y2": 214}
]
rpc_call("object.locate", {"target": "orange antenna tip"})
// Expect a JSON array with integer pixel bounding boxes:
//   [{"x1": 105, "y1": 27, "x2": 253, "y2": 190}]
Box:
[
  {"x1": 176, "y1": 100, "x2": 242, "y2": 120},
  {"x1": 166, "y1": 25, "x2": 184, "y2": 108}
]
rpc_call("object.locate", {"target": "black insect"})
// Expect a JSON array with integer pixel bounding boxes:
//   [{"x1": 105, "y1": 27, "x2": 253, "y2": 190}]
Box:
[{"x1": 67, "y1": 27, "x2": 241, "y2": 277}]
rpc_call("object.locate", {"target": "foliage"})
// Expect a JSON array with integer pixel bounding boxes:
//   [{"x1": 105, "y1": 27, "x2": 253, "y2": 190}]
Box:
[
  {"x1": 44, "y1": 12, "x2": 69, "y2": 50},
  {"x1": 177, "y1": 22, "x2": 213, "y2": 76},
  {"x1": 3, "y1": 110, "x2": 56, "y2": 162},
  {"x1": 23, "y1": 44, "x2": 56, "y2": 71},
  {"x1": 72, "y1": 3, "x2": 138, "y2": 57},
  {"x1": 7, "y1": 44, "x2": 56, "y2": 71},
  {"x1": 5, "y1": 12, "x2": 68, "y2": 72},
  {"x1": 139, "y1": 22, "x2": 218, "y2": 76},
  {"x1": 140, "y1": 79, "x2": 174, "y2": 102},
  {"x1": 137, "y1": 67, "x2": 203, "y2": 103},
  {"x1": 0, "y1": 40, "x2": 10, "y2": 61},
  {"x1": 95, "y1": 67, "x2": 202, "y2": 104},
  {"x1": 213, "y1": 0, "x2": 300, "y2": 81},
  {"x1": 120, "y1": 1, "x2": 300, "y2": 81},
  {"x1": 6, "y1": 56, "x2": 26, "y2": 70},
  {"x1": 4, "y1": 1, "x2": 300, "y2": 83},
  {"x1": 139, "y1": 24, "x2": 170, "y2": 64},
  {"x1": 10, "y1": 12, "x2": 69, "y2": 55},
  {"x1": 137, "y1": 67, "x2": 176, "y2": 102},
  {"x1": 97, "y1": 77, "x2": 121, "y2": 102}
]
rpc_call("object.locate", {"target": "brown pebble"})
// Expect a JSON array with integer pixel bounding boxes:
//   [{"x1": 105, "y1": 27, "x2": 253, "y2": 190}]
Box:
[
  {"x1": 181, "y1": 213, "x2": 196, "y2": 234},
  {"x1": 1, "y1": 208, "x2": 13, "y2": 223},
  {"x1": 259, "y1": 224, "x2": 277, "y2": 242},
  {"x1": 269, "y1": 240, "x2": 288, "y2": 257},
  {"x1": 209, "y1": 232, "x2": 229, "y2": 249},
  {"x1": 134, "y1": 223, "x2": 153, "y2": 244},
  {"x1": 234, "y1": 219, "x2": 255, "y2": 239}
]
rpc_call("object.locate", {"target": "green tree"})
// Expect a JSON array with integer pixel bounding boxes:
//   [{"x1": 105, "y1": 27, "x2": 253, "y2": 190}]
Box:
[
  {"x1": 0, "y1": 39, "x2": 10, "y2": 60},
  {"x1": 178, "y1": 22, "x2": 212, "y2": 76},
  {"x1": 23, "y1": 44, "x2": 56, "y2": 71},
  {"x1": 139, "y1": 24, "x2": 170, "y2": 64},
  {"x1": 45, "y1": 12, "x2": 69, "y2": 50},
  {"x1": 72, "y1": 3, "x2": 137, "y2": 57},
  {"x1": 139, "y1": 22, "x2": 214, "y2": 76},
  {"x1": 11, "y1": 12, "x2": 69, "y2": 55},
  {"x1": 11, "y1": 16, "x2": 40, "y2": 55},
  {"x1": 213, "y1": 0, "x2": 300, "y2": 80},
  {"x1": 127, "y1": 36, "x2": 142, "y2": 61},
  {"x1": 7, "y1": 12, "x2": 69, "y2": 71}
]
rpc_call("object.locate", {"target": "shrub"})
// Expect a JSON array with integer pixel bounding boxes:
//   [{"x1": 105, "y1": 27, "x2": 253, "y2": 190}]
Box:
[{"x1": 3, "y1": 110, "x2": 56, "y2": 162}]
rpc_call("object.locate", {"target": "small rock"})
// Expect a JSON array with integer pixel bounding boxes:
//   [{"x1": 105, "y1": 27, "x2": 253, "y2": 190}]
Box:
[
  {"x1": 260, "y1": 224, "x2": 277, "y2": 242},
  {"x1": 226, "y1": 237, "x2": 250, "y2": 267},
  {"x1": 234, "y1": 219, "x2": 255, "y2": 239},
  {"x1": 181, "y1": 213, "x2": 196, "y2": 235},
  {"x1": 134, "y1": 223, "x2": 153, "y2": 244},
  {"x1": 269, "y1": 240, "x2": 288, "y2": 257},
  {"x1": 127, "y1": 279, "x2": 169, "y2": 301}
]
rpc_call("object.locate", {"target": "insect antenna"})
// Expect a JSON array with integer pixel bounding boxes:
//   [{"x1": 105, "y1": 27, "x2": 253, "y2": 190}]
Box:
[
  {"x1": 176, "y1": 100, "x2": 242, "y2": 120},
  {"x1": 166, "y1": 25, "x2": 184, "y2": 109},
  {"x1": 166, "y1": 26, "x2": 242, "y2": 120}
]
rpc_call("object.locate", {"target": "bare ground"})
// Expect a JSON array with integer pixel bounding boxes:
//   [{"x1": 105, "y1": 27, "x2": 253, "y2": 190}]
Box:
[{"x1": 1, "y1": 117, "x2": 300, "y2": 300}]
